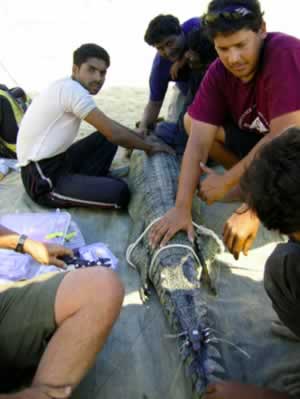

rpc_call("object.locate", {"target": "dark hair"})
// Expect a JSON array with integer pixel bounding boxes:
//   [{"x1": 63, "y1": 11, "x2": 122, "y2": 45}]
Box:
[
  {"x1": 187, "y1": 27, "x2": 218, "y2": 66},
  {"x1": 73, "y1": 43, "x2": 110, "y2": 67},
  {"x1": 144, "y1": 14, "x2": 181, "y2": 45},
  {"x1": 203, "y1": 0, "x2": 264, "y2": 39},
  {"x1": 240, "y1": 128, "x2": 300, "y2": 234}
]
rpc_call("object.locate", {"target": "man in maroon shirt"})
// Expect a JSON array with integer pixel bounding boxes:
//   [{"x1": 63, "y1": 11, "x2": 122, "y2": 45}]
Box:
[
  {"x1": 149, "y1": 1, "x2": 300, "y2": 397},
  {"x1": 150, "y1": 0, "x2": 300, "y2": 264}
]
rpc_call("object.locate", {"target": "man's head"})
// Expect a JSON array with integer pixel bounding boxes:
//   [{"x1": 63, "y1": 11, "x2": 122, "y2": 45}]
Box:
[
  {"x1": 203, "y1": 0, "x2": 265, "y2": 82},
  {"x1": 72, "y1": 43, "x2": 110, "y2": 95},
  {"x1": 240, "y1": 127, "x2": 300, "y2": 238},
  {"x1": 185, "y1": 27, "x2": 217, "y2": 70},
  {"x1": 144, "y1": 15, "x2": 185, "y2": 62}
]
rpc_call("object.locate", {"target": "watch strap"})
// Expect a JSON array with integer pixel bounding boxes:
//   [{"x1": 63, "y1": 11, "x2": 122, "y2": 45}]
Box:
[{"x1": 15, "y1": 234, "x2": 28, "y2": 253}]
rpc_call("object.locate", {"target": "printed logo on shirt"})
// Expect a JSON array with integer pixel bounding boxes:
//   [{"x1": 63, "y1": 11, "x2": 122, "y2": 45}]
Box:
[
  {"x1": 239, "y1": 106, "x2": 269, "y2": 134},
  {"x1": 248, "y1": 116, "x2": 269, "y2": 133}
]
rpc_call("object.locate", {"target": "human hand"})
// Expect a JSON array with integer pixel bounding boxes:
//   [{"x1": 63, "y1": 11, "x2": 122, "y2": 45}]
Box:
[
  {"x1": 223, "y1": 205, "x2": 260, "y2": 260},
  {"x1": 12, "y1": 384, "x2": 72, "y2": 399},
  {"x1": 149, "y1": 207, "x2": 194, "y2": 248},
  {"x1": 144, "y1": 135, "x2": 175, "y2": 156},
  {"x1": 134, "y1": 126, "x2": 149, "y2": 138},
  {"x1": 199, "y1": 163, "x2": 230, "y2": 205},
  {"x1": 203, "y1": 381, "x2": 289, "y2": 399},
  {"x1": 23, "y1": 239, "x2": 73, "y2": 268},
  {"x1": 170, "y1": 57, "x2": 187, "y2": 80},
  {"x1": 170, "y1": 60, "x2": 181, "y2": 80}
]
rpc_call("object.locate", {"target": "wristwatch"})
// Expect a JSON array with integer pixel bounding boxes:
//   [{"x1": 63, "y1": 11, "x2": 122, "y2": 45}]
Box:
[{"x1": 15, "y1": 234, "x2": 28, "y2": 253}]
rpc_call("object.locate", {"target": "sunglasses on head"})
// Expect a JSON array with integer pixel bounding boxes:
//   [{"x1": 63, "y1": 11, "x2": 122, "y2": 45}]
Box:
[{"x1": 204, "y1": 7, "x2": 254, "y2": 24}]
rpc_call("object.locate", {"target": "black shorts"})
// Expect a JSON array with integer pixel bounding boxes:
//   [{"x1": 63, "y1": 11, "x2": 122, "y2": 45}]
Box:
[
  {"x1": 224, "y1": 123, "x2": 263, "y2": 159},
  {"x1": 0, "y1": 272, "x2": 66, "y2": 392}
]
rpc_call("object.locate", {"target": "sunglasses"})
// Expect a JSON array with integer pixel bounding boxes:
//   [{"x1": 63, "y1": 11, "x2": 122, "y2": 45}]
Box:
[{"x1": 204, "y1": 7, "x2": 254, "y2": 24}]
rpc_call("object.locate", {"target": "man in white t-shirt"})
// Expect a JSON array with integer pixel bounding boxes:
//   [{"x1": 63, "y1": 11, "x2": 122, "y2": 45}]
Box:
[{"x1": 17, "y1": 43, "x2": 172, "y2": 209}]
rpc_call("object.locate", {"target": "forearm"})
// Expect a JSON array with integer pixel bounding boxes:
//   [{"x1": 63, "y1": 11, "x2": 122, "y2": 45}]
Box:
[
  {"x1": 176, "y1": 131, "x2": 210, "y2": 211},
  {"x1": 109, "y1": 120, "x2": 153, "y2": 151},
  {"x1": 0, "y1": 225, "x2": 39, "y2": 257},
  {"x1": 85, "y1": 109, "x2": 153, "y2": 151},
  {"x1": 0, "y1": 225, "x2": 20, "y2": 250},
  {"x1": 139, "y1": 100, "x2": 162, "y2": 129}
]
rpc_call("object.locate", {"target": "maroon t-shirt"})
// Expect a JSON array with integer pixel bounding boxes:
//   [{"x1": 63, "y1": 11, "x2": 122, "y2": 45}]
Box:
[{"x1": 188, "y1": 32, "x2": 300, "y2": 135}]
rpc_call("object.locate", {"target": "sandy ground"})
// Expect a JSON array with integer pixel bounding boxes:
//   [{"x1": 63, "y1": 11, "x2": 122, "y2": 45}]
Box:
[{"x1": 81, "y1": 85, "x2": 171, "y2": 132}]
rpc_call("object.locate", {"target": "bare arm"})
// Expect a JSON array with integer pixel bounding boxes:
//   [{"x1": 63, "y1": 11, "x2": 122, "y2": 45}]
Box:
[
  {"x1": 0, "y1": 225, "x2": 73, "y2": 267},
  {"x1": 222, "y1": 110, "x2": 300, "y2": 258},
  {"x1": 199, "y1": 110, "x2": 300, "y2": 204},
  {"x1": 176, "y1": 119, "x2": 218, "y2": 210},
  {"x1": 0, "y1": 225, "x2": 23, "y2": 251},
  {"x1": 138, "y1": 100, "x2": 163, "y2": 132},
  {"x1": 223, "y1": 111, "x2": 300, "y2": 190},
  {"x1": 84, "y1": 107, "x2": 173, "y2": 155},
  {"x1": 149, "y1": 119, "x2": 218, "y2": 247}
]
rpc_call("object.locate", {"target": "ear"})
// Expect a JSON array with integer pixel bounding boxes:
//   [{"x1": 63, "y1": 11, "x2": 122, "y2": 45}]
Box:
[
  {"x1": 72, "y1": 64, "x2": 79, "y2": 77},
  {"x1": 260, "y1": 21, "x2": 267, "y2": 39}
]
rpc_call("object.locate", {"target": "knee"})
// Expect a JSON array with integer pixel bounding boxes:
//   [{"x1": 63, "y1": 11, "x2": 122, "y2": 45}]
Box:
[
  {"x1": 92, "y1": 268, "x2": 124, "y2": 311},
  {"x1": 55, "y1": 268, "x2": 124, "y2": 326},
  {"x1": 79, "y1": 268, "x2": 124, "y2": 329}
]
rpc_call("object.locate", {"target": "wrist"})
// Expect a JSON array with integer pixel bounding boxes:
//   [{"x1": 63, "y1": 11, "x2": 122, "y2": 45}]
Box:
[
  {"x1": 15, "y1": 234, "x2": 28, "y2": 254},
  {"x1": 235, "y1": 204, "x2": 259, "y2": 222},
  {"x1": 222, "y1": 172, "x2": 237, "y2": 191},
  {"x1": 22, "y1": 238, "x2": 36, "y2": 256},
  {"x1": 175, "y1": 202, "x2": 191, "y2": 214}
]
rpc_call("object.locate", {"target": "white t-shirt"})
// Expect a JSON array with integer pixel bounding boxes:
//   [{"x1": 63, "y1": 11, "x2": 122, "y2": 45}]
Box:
[{"x1": 17, "y1": 77, "x2": 96, "y2": 166}]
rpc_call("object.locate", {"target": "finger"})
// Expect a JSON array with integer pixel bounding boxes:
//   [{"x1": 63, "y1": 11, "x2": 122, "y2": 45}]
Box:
[
  {"x1": 205, "y1": 194, "x2": 215, "y2": 206},
  {"x1": 59, "y1": 247, "x2": 74, "y2": 257},
  {"x1": 50, "y1": 257, "x2": 67, "y2": 269},
  {"x1": 199, "y1": 189, "x2": 214, "y2": 205},
  {"x1": 149, "y1": 220, "x2": 167, "y2": 242},
  {"x1": 163, "y1": 145, "x2": 175, "y2": 155},
  {"x1": 44, "y1": 385, "x2": 72, "y2": 399},
  {"x1": 187, "y1": 224, "x2": 195, "y2": 243},
  {"x1": 198, "y1": 187, "x2": 207, "y2": 203},
  {"x1": 199, "y1": 162, "x2": 214, "y2": 175},
  {"x1": 150, "y1": 223, "x2": 169, "y2": 248},
  {"x1": 243, "y1": 235, "x2": 255, "y2": 256},
  {"x1": 160, "y1": 227, "x2": 177, "y2": 247},
  {"x1": 225, "y1": 230, "x2": 236, "y2": 255},
  {"x1": 223, "y1": 221, "x2": 229, "y2": 239},
  {"x1": 232, "y1": 235, "x2": 244, "y2": 260},
  {"x1": 223, "y1": 221, "x2": 234, "y2": 250},
  {"x1": 45, "y1": 244, "x2": 73, "y2": 257}
]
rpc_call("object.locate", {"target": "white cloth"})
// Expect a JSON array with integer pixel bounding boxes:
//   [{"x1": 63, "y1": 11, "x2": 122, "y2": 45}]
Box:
[{"x1": 17, "y1": 77, "x2": 96, "y2": 166}]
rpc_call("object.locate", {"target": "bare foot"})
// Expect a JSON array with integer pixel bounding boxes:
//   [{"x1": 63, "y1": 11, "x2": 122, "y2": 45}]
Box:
[{"x1": 203, "y1": 381, "x2": 290, "y2": 399}]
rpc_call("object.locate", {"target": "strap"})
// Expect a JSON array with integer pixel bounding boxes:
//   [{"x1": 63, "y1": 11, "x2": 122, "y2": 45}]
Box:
[{"x1": 15, "y1": 234, "x2": 28, "y2": 253}]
